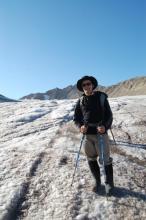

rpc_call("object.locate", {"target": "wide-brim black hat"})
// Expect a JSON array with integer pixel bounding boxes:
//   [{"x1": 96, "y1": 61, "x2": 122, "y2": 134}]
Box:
[{"x1": 77, "y1": 76, "x2": 98, "y2": 92}]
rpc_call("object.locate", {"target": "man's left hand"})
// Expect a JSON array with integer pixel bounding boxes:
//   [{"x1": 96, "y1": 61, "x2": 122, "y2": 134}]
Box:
[{"x1": 97, "y1": 126, "x2": 105, "y2": 134}]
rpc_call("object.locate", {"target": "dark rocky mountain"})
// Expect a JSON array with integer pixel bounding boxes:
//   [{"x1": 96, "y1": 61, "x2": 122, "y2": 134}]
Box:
[
  {"x1": 20, "y1": 76, "x2": 146, "y2": 100},
  {"x1": 0, "y1": 94, "x2": 17, "y2": 102}
]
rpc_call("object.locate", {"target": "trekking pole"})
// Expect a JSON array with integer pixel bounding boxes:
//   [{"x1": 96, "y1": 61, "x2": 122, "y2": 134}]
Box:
[
  {"x1": 96, "y1": 121, "x2": 108, "y2": 197},
  {"x1": 71, "y1": 134, "x2": 85, "y2": 186},
  {"x1": 99, "y1": 134, "x2": 109, "y2": 198},
  {"x1": 110, "y1": 129, "x2": 116, "y2": 145}
]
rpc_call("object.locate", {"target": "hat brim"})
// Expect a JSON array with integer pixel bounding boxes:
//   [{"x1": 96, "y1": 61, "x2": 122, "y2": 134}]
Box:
[{"x1": 77, "y1": 76, "x2": 98, "y2": 92}]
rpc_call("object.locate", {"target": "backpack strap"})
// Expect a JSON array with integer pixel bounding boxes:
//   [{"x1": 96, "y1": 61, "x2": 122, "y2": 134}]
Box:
[
  {"x1": 100, "y1": 93, "x2": 105, "y2": 109},
  {"x1": 99, "y1": 92, "x2": 106, "y2": 120}
]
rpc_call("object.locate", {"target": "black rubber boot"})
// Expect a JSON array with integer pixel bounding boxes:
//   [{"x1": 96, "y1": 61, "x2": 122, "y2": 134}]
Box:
[
  {"x1": 104, "y1": 163, "x2": 114, "y2": 187},
  {"x1": 104, "y1": 163, "x2": 114, "y2": 195},
  {"x1": 88, "y1": 160, "x2": 101, "y2": 192}
]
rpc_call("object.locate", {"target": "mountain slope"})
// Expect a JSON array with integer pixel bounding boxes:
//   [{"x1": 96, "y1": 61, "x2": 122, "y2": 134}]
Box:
[
  {"x1": 0, "y1": 94, "x2": 17, "y2": 102},
  {"x1": 104, "y1": 76, "x2": 146, "y2": 97},
  {"x1": 21, "y1": 76, "x2": 146, "y2": 100},
  {"x1": 21, "y1": 85, "x2": 81, "y2": 100}
]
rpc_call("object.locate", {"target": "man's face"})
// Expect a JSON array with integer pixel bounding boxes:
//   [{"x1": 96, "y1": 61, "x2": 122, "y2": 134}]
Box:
[{"x1": 82, "y1": 80, "x2": 93, "y2": 93}]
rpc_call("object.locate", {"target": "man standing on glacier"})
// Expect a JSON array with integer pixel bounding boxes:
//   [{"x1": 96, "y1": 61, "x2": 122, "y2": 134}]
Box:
[{"x1": 73, "y1": 75, "x2": 114, "y2": 194}]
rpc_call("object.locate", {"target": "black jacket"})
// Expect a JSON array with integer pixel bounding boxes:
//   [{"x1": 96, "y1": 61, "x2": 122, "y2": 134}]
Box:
[{"x1": 73, "y1": 91, "x2": 113, "y2": 134}]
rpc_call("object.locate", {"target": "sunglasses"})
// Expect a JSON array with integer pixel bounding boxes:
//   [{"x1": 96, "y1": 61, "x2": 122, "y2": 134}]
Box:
[{"x1": 82, "y1": 82, "x2": 92, "y2": 87}]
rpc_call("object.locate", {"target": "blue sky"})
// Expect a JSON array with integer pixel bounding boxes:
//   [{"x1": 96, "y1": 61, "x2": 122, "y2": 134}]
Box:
[{"x1": 0, "y1": 0, "x2": 146, "y2": 99}]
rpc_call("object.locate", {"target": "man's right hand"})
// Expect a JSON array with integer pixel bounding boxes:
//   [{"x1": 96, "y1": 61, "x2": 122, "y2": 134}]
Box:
[{"x1": 80, "y1": 125, "x2": 88, "y2": 133}]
